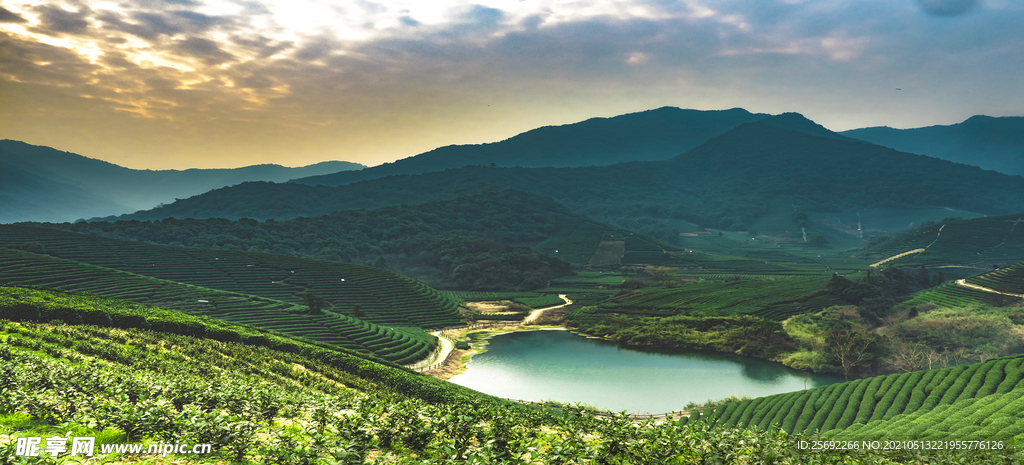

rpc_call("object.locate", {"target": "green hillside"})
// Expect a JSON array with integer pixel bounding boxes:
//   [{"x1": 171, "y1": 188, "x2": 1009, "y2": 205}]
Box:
[
  {"x1": 0, "y1": 250, "x2": 437, "y2": 364},
  {"x1": 842, "y1": 115, "x2": 1024, "y2": 177},
  {"x1": 292, "y1": 107, "x2": 769, "y2": 186},
  {"x1": 40, "y1": 190, "x2": 697, "y2": 289},
  {"x1": 1, "y1": 286, "x2": 1011, "y2": 463},
  {"x1": 713, "y1": 354, "x2": 1024, "y2": 444},
  {"x1": 0, "y1": 224, "x2": 462, "y2": 329},
  {"x1": 904, "y1": 261, "x2": 1024, "y2": 309},
  {"x1": 590, "y1": 276, "x2": 844, "y2": 321},
  {"x1": 858, "y1": 214, "x2": 1024, "y2": 278},
  {"x1": 104, "y1": 122, "x2": 1024, "y2": 248}
]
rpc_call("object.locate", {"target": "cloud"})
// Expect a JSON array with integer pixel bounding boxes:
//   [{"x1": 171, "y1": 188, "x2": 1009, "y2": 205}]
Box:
[
  {"x1": 0, "y1": 0, "x2": 1022, "y2": 169},
  {"x1": 32, "y1": 4, "x2": 92, "y2": 35},
  {"x1": 173, "y1": 37, "x2": 236, "y2": 65},
  {"x1": 0, "y1": 6, "x2": 27, "y2": 23}
]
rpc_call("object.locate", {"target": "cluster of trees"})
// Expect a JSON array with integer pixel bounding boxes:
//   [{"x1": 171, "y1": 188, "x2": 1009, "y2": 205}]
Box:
[
  {"x1": 824, "y1": 267, "x2": 938, "y2": 324},
  {"x1": 784, "y1": 267, "x2": 1024, "y2": 378},
  {"x1": 52, "y1": 190, "x2": 574, "y2": 290},
  {"x1": 565, "y1": 310, "x2": 797, "y2": 359}
]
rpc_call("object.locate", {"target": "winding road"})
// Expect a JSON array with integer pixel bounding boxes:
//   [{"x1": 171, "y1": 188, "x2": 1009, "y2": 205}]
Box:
[
  {"x1": 406, "y1": 294, "x2": 574, "y2": 370},
  {"x1": 524, "y1": 294, "x2": 572, "y2": 323}
]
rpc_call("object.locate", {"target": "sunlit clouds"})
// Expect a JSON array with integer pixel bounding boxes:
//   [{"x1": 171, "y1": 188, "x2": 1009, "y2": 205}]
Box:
[{"x1": 0, "y1": 0, "x2": 1020, "y2": 169}]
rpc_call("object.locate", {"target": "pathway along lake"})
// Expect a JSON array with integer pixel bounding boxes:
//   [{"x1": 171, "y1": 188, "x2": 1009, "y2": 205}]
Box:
[{"x1": 449, "y1": 330, "x2": 843, "y2": 414}]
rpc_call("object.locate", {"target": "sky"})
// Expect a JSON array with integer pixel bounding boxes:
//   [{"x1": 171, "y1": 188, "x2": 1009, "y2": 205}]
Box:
[{"x1": 0, "y1": 0, "x2": 1021, "y2": 170}]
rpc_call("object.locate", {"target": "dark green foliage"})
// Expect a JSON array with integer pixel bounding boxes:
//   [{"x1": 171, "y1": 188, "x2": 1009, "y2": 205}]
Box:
[
  {"x1": 863, "y1": 215, "x2": 1024, "y2": 274},
  {"x1": 736, "y1": 396, "x2": 766, "y2": 428},
  {"x1": 566, "y1": 309, "x2": 796, "y2": 357},
  {"x1": 996, "y1": 358, "x2": 1024, "y2": 394},
  {"x1": 599, "y1": 276, "x2": 840, "y2": 321},
  {"x1": 806, "y1": 384, "x2": 844, "y2": 433},
  {"x1": 853, "y1": 376, "x2": 884, "y2": 426},
  {"x1": 836, "y1": 378, "x2": 870, "y2": 430},
  {"x1": 0, "y1": 249, "x2": 443, "y2": 364},
  {"x1": 0, "y1": 224, "x2": 465, "y2": 329},
  {"x1": 780, "y1": 391, "x2": 811, "y2": 432},
  {"x1": 99, "y1": 123, "x2": 1024, "y2": 245},
  {"x1": 955, "y1": 361, "x2": 998, "y2": 404},
  {"x1": 820, "y1": 382, "x2": 855, "y2": 432},
  {"x1": 753, "y1": 396, "x2": 786, "y2": 430},
  {"x1": 792, "y1": 387, "x2": 824, "y2": 433},
  {"x1": 901, "y1": 370, "x2": 938, "y2": 417},
  {"x1": 976, "y1": 359, "x2": 1010, "y2": 398},
  {"x1": 41, "y1": 190, "x2": 582, "y2": 291},
  {"x1": 842, "y1": 115, "x2": 1024, "y2": 177},
  {"x1": 764, "y1": 393, "x2": 798, "y2": 431},
  {"x1": 921, "y1": 365, "x2": 971, "y2": 411},
  {"x1": 717, "y1": 354, "x2": 1024, "y2": 446}
]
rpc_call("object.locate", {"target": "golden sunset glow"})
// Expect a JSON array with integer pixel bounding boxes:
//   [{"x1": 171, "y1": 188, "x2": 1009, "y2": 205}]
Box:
[{"x1": 0, "y1": 0, "x2": 1020, "y2": 169}]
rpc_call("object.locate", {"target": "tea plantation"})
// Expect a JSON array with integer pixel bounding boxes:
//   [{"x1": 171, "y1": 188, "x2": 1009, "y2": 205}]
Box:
[
  {"x1": 903, "y1": 261, "x2": 1024, "y2": 309},
  {"x1": 0, "y1": 225, "x2": 462, "y2": 329},
  {"x1": 1, "y1": 287, "x2": 1016, "y2": 464},
  {"x1": 712, "y1": 354, "x2": 1024, "y2": 443},
  {"x1": 0, "y1": 252, "x2": 435, "y2": 365}
]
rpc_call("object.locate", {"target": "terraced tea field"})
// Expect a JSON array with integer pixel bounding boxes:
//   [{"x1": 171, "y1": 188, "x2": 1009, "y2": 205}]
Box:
[
  {"x1": 904, "y1": 261, "x2": 1024, "y2": 308},
  {"x1": 534, "y1": 219, "x2": 690, "y2": 267},
  {"x1": 0, "y1": 225, "x2": 462, "y2": 329},
  {"x1": 859, "y1": 214, "x2": 1024, "y2": 275},
  {"x1": 0, "y1": 249, "x2": 435, "y2": 364},
  {"x1": 712, "y1": 354, "x2": 1024, "y2": 442},
  {"x1": 594, "y1": 276, "x2": 844, "y2": 320}
]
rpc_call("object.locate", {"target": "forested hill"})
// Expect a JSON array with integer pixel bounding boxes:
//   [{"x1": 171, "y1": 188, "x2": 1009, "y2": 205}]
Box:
[
  {"x1": 99, "y1": 122, "x2": 1024, "y2": 242},
  {"x1": 0, "y1": 139, "x2": 365, "y2": 223},
  {"x1": 842, "y1": 115, "x2": 1024, "y2": 177},
  {"x1": 45, "y1": 190, "x2": 578, "y2": 290},
  {"x1": 292, "y1": 107, "x2": 768, "y2": 186}
]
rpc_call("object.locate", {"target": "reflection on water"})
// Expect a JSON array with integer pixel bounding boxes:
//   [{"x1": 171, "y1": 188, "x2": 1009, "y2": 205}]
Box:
[
  {"x1": 740, "y1": 362, "x2": 788, "y2": 383},
  {"x1": 450, "y1": 329, "x2": 842, "y2": 414}
]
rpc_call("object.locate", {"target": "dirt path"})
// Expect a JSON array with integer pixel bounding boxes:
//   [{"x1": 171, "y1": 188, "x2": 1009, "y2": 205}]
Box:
[
  {"x1": 870, "y1": 248, "x2": 925, "y2": 267},
  {"x1": 992, "y1": 217, "x2": 1024, "y2": 250},
  {"x1": 954, "y1": 279, "x2": 1024, "y2": 298},
  {"x1": 404, "y1": 330, "x2": 454, "y2": 371},
  {"x1": 524, "y1": 294, "x2": 572, "y2": 324},
  {"x1": 870, "y1": 224, "x2": 947, "y2": 268}
]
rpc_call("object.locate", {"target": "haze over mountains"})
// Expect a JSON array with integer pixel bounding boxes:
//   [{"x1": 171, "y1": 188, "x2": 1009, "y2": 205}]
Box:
[
  {"x1": 88, "y1": 115, "x2": 1024, "y2": 248},
  {"x1": 841, "y1": 115, "x2": 1024, "y2": 177},
  {"x1": 293, "y1": 107, "x2": 770, "y2": 186},
  {"x1": 3, "y1": 107, "x2": 1022, "y2": 229},
  {"x1": 0, "y1": 140, "x2": 364, "y2": 223}
]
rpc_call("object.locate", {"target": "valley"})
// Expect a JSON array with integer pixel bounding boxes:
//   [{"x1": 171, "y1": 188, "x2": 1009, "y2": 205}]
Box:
[{"x1": 4, "y1": 107, "x2": 1024, "y2": 463}]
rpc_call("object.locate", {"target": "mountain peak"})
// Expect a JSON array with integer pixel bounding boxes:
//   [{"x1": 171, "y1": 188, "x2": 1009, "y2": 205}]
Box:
[{"x1": 758, "y1": 113, "x2": 855, "y2": 141}]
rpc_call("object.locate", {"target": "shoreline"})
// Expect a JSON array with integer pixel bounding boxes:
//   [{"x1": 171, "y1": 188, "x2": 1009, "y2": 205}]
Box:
[{"x1": 422, "y1": 324, "x2": 567, "y2": 380}]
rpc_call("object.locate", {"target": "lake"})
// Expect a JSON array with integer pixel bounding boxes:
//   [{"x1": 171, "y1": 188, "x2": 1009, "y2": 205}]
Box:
[{"x1": 449, "y1": 329, "x2": 843, "y2": 414}]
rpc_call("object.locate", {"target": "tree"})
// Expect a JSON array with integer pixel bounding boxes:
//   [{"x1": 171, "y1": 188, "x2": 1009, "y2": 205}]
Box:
[
  {"x1": 824, "y1": 328, "x2": 880, "y2": 379},
  {"x1": 302, "y1": 292, "x2": 327, "y2": 315},
  {"x1": 352, "y1": 305, "x2": 366, "y2": 318},
  {"x1": 890, "y1": 341, "x2": 928, "y2": 372}
]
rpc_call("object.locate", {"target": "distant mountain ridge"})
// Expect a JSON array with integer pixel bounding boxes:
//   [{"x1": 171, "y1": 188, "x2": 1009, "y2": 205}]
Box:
[
  {"x1": 841, "y1": 115, "x2": 1024, "y2": 176},
  {"x1": 292, "y1": 107, "x2": 770, "y2": 186},
  {"x1": 0, "y1": 140, "x2": 365, "y2": 223},
  {"x1": 102, "y1": 116, "x2": 1024, "y2": 244}
]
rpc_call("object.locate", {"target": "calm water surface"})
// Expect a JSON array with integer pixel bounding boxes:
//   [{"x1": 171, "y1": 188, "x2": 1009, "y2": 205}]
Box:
[{"x1": 449, "y1": 330, "x2": 843, "y2": 414}]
